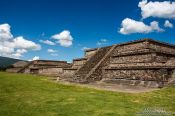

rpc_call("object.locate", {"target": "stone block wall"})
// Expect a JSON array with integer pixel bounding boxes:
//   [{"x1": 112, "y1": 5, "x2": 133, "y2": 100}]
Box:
[
  {"x1": 33, "y1": 60, "x2": 70, "y2": 68},
  {"x1": 109, "y1": 53, "x2": 173, "y2": 68},
  {"x1": 23, "y1": 68, "x2": 31, "y2": 74},
  {"x1": 63, "y1": 69, "x2": 77, "y2": 75},
  {"x1": 72, "y1": 58, "x2": 87, "y2": 68},
  {"x1": 85, "y1": 49, "x2": 97, "y2": 58},
  {"x1": 101, "y1": 39, "x2": 175, "y2": 87},
  {"x1": 38, "y1": 68, "x2": 63, "y2": 76},
  {"x1": 112, "y1": 41, "x2": 148, "y2": 55},
  {"x1": 61, "y1": 69, "x2": 77, "y2": 80},
  {"x1": 149, "y1": 42, "x2": 175, "y2": 55},
  {"x1": 110, "y1": 54, "x2": 154, "y2": 64},
  {"x1": 103, "y1": 69, "x2": 169, "y2": 81}
]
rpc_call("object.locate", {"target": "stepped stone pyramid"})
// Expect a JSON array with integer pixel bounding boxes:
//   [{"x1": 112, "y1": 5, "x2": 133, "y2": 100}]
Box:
[{"x1": 63, "y1": 38, "x2": 175, "y2": 87}]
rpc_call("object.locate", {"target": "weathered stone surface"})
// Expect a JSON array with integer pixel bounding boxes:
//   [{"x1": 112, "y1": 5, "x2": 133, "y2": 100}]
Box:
[
  {"x1": 64, "y1": 38, "x2": 175, "y2": 87},
  {"x1": 72, "y1": 46, "x2": 111, "y2": 83},
  {"x1": 103, "y1": 69, "x2": 169, "y2": 81},
  {"x1": 72, "y1": 58, "x2": 87, "y2": 69},
  {"x1": 85, "y1": 49, "x2": 97, "y2": 58},
  {"x1": 102, "y1": 39, "x2": 175, "y2": 87},
  {"x1": 20, "y1": 60, "x2": 71, "y2": 77}
]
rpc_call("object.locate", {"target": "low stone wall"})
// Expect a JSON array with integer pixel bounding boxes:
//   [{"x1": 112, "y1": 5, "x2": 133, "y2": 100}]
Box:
[
  {"x1": 61, "y1": 69, "x2": 77, "y2": 80},
  {"x1": 6, "y1": 68, "x2": 22, "y2": 73},
  {"x1": 63, "y1": 69, "x2": 77, "y2": 75},
  {"x1": 38, "y1": 68, "x2": 63, "y2": 76},
  {"x1": 102, "y1": 68, "x2": 172, "y2": 87}
]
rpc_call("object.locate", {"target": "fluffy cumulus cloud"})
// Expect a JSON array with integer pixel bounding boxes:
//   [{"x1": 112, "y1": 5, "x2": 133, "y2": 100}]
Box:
[
  {"x1": 52, "y1": 30, "x2": 73, "y2": 47},
  {"x1": 119, "y1": 18, "x2": 163, "y2": 34},
  {"x1": 14, "y1": 36, "x2": 41, "y2": 50},
  {"x1": 0, "y1": 24, "x2": 13, "y2": 41},
  {"x1": 12, "y1": 49, "x2": 27, "y2": 58},
  {"x1": 138, "y1": 0, "x2": 175, "y2": 19},
  {"x1": 39, "y1": 39, "x2": 55, "y2": 45},
  {"x1": 164, "y1": 20, "x2": 173, "y2": 28},
  {"x1": 0, "y1": 23, "x2": 41, "y2": 58}
]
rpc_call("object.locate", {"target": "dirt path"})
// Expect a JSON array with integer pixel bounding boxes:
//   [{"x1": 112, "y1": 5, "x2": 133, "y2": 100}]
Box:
[{"x1": 57, "y1": 80, "x2": 159, "y2": 93}]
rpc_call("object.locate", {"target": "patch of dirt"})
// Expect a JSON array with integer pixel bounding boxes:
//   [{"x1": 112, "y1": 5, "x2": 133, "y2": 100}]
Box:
[{"x1": 57, "y1": 80, "x2": 159, "y2": 93}]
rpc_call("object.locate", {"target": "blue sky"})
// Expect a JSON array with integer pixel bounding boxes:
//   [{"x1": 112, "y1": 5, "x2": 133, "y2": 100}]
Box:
[{"x1": 0, "y1": 0, "x2": 175, "y2": 62}]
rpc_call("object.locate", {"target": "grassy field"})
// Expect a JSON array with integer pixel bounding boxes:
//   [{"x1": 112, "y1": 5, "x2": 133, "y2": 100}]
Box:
[{"x1": 0, "y1": 72, "x2": 175, "y2": 116}]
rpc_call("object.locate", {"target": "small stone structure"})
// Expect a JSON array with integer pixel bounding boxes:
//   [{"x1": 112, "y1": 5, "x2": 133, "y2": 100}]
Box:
[
  {"x1": 6, "y1": 61, "x2": 29, "y2": 73},
  {"x1": 63, "y1": 39, "x2": 175, "y2": 88},
  {"x1": 19, "y1": 60, "x2": 71, "y2": 77}
]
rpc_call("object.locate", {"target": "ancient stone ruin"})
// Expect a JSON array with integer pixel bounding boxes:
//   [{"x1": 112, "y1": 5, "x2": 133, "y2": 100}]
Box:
[
  {"x1": 62, "y1": 38, "x2": 175, "y2": 87},
  {"x1": 19, "y1": 60, "x2": 71, "y2": 78},
  {"x1": 7, "y1": 38, "x2": 175, "y2": 88}
]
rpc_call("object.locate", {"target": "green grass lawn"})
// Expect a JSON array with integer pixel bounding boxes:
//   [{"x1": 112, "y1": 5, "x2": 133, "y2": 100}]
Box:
[{"x1": 0, "y1": 72, "x2": 175, "y2": 116}]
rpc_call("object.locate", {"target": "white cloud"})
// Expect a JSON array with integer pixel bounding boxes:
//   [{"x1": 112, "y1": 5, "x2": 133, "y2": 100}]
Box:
[
  {"x1": 50, "y1": 53, "x2": 58, "y2": 56},
  {"x1": 32, "y1": 56, "x2": 40, "y2": 61},
  {"x1": 28, "y1": 56, "x2": 40, "y2": 61},
  {"x1": 47, "y1": 49, "x2": 58, "y2": 57},
  {"x1": 96, "y1": 39, "x2": 108, "y2": 46},
  {"x1": 14, "y1": 36, "x2": 41, "y2": 50},
  {"x1": 39, "y1": 39, "x2": 55, "y2": 45},
  {"x1": 0, "y1": 46, "x2": 14, "y2": 56},
  {"x1": 119, "y1": 18, "x2": 163, "y2": 34},
  {"x1": 81, "y1": 47, "x2": 90, "y2": 51},
  {"x1": 12, "y1": 49, "x2": 27, "y2": 58},
  {"x1": 16, "y1": 49, "x2": 27, "y2": 54},
  {"x1": 96, "y1": 42, "x2": 102, "y2": 46},
  {"x1": 164, "y1": 20, "x2": 173, "y2": 28},
  {"x1": 0, "y1": 23, "x2": 41, "y2": 59},
  {"x1": 52, "y1": 30, "x2": 73, "y2": 47},
  {"x1": 138, "y1": 0, "x2": 175, "y2": 19},
  {"x1": 0, "y1": 24, "x2": 13, "y2": 41},
  {"x1": 47, "y1": 49, "x2": 57, "y2": 53}
]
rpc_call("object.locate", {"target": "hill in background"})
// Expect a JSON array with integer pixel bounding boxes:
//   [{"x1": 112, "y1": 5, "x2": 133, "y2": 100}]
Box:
[{"x1": 0, "y1": 56, "x2": 25, "y2": 70}]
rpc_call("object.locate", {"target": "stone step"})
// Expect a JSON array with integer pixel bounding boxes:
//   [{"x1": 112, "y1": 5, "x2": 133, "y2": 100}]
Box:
[{"x1": 72, "y1": 47, "x2": 111, "y2": 82}]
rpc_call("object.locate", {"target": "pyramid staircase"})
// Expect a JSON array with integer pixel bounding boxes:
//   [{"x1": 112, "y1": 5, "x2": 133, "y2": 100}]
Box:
[{"x1": 71, "y1": 45, "x2": 116, "y2": 83}]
